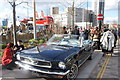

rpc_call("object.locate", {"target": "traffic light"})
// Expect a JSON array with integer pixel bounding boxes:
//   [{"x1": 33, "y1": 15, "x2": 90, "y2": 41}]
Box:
[{"x1": 89, "y1": 13, "x2": 93, "y2": 22}]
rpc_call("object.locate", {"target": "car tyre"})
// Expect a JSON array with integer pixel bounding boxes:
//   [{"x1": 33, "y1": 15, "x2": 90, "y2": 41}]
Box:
[{"x1": 64, "y1": 64, "x2": 78, "y2": 80}]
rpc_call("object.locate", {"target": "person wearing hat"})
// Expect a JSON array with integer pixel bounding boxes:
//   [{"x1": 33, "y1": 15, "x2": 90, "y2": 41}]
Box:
[{"x1": 2, "y1": 42, "x2": 16, "y2": 70}]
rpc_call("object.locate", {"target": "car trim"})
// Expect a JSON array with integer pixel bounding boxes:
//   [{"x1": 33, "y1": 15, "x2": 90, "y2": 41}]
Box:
[
  {"x1": 20, "y1": 57, "x2": 52, "y2": 68},
  {"x1": 21, "y1": 60, "x2": 52, "y2": 68},
  {"x1": 15, "y1": 61, "x2": 70, "y2": 75},
  {"x1": 78, "y1": 54, "x2": 91, "y2": 67}
]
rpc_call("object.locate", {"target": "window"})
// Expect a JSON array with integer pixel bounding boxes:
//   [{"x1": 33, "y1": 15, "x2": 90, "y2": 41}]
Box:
[
  {"x1": 49, "y1": 18, "x2": 53, "y2": 20},
  {"x1": 43, "y1": 18, "x2": 46, "y2": 20}
]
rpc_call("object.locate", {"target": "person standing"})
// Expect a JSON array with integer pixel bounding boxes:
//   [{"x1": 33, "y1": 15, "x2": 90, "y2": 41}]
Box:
[
  {"x1": 82, "y1": 29, "x2": 90, "y2": 40},
  {"x1": 93, "y1": 27, "x2": 100, "y2": 50},
  {"x1": 90, "y1": 27, "x2": 95, "y2": 40},
  {"x1": 2, "y1": 43, "x2": 16, "y2": 70},
  {"x1": 67, "y1": 28, "x2": 72, "y2": 34},
  {"x1": 118, "y1": 28, "x2": 120, "y2": 39},
  {"x1": 71, "y1": 26, "x2": 79, "y2": 35},
  {"x1": 111, "y1": 29, "x2": 117, "y2": 47},
  {"x1": 100, "y1": 29, "x2": 115, "y2": 56},
  {"x1": 61, "y1": 26, "x2": 68, "y2": 34}
]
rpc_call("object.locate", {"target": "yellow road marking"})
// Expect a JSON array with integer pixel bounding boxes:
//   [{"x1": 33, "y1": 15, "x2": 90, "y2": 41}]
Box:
[
  {"x1": 96, "y1": 55, "x2": 109, "y2": 78},
  {"x1": 96, "y1": 54, "x2": 111, "y2": 80},
  {"x1": 99, "y1": 55, "x2": 110, "y2": 80}
]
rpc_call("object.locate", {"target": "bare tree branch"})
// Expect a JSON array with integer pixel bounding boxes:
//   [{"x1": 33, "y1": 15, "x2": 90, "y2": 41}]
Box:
[
  {"x1": 76, "y1": 0, "x2": 87, "y2": 8},
  {"x1": 16, "y1": 2, "x2": 24, "y2": 6},
  {"x1": 7, "y1": 0, "x2": 13, "y2": 7}
]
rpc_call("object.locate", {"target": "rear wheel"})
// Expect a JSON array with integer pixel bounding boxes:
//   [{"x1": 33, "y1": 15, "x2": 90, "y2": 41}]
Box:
[{"x1": 65, "y1": 64, "x2": 78, "y2": 80}]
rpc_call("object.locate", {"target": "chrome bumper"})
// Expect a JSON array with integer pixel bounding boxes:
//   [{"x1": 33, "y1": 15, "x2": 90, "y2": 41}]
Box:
[{"x1": 15, "y1": 61, "x2": 70, "y2": 76}]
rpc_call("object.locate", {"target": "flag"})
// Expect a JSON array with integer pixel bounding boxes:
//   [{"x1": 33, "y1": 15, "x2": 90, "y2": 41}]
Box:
[
  {"x1": 36, "y1": 11, "x2": 39, "y2": 18},
  {"x1": 41, "y1": 10, "x2": 44, "y2": 17}
]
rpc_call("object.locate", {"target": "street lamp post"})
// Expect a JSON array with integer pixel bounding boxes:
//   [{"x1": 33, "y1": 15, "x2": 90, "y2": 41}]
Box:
[
  {"x1": 13, "y1": 0, "x2": 17, "y2": 45},
  {"x1": 72, "y1": 0, "x2": 75, "y2": 28},
  {"x1": 33, "y1": 0, "x2": 37, "y2": 39}
]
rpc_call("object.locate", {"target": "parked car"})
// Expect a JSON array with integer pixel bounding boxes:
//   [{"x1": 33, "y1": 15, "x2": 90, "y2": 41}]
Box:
[{"x1": 15, "y1": 34, "x2": 94, "y2": 80}]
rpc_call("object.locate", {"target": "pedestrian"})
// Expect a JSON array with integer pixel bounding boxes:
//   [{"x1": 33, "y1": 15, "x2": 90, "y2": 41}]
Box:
[
  {"x1": 67, "y1": 28, "x2": 72, "y2": 34},
  {"x1": 14, "y1": 40, "x2": 24, "y2": 51},
  {"x1": 2, "y1": 42, "x2": 16, "y2": 70},
  {"x1": 100, "y1": 29, "x2": 115, "y2": 56},
  {"x1": 118, "y1": 28, "x2": 120, "y2": 39},
  {"x1": 79, "y1": 27, "x2": 83, "y2": 34},
  {"x1": 71, "y1": 25, "x2": 79, "y2": 35},
  {"x1": 93, "y1": 27, "x2": 100, "y2": 50},
  {"x1": 90, "y1": 27, "x2": 95, "y2": 40},
  {"x1": 61, "y1": 26, "x2": 67, "y2": 34},
  {"x1": 82, "y1": 29, "x2": 90, "y2": 40},
  {"x1": 111, "y1": 29, "x2": 117, "y2": 47}
]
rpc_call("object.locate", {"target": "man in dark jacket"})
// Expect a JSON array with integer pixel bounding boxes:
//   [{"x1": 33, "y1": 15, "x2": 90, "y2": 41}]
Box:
[
  {"x1": 71, "y1": 26, "x2": 79, "y2": 35},
  {"x1": 82, "y1": 29, "x2": 90, "y2": 40}
]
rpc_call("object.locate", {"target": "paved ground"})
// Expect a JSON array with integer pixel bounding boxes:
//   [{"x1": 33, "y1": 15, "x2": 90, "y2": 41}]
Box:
[
  {"x1": 77, "y1": 50, "x2": 103, "y2": 79},
  {"x1": 89, "y1": 39, "x2": 120, "y2": 79},
  {"x1": 102, "y1": 39, "x2": 120, "y2": 79}
]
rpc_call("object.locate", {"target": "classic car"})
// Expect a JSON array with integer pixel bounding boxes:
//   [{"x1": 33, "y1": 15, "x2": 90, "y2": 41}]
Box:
[{"x1": 15, "y1": 34, "x2": 94, "y2": 80}]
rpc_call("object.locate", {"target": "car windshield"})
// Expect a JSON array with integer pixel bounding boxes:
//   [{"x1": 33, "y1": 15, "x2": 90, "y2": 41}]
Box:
[{"x1": 46, "y1": 34, "x2": 81, "y2": 47}]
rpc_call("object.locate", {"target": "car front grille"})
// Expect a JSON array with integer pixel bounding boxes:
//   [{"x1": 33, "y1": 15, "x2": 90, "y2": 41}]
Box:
[{"x1": 20, "y1": 57, "x2": 52, "y2": 68}]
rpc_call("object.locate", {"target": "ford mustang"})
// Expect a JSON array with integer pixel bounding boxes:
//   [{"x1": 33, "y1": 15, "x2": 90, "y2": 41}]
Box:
[{"x1": 15, "y1": 34, "x2": 94, "y2": 80}]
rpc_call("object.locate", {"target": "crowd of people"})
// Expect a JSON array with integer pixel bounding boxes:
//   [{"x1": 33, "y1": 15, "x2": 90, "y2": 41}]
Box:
[{"x1": 61, "y1": 25, "x2": 118, "y2": 56}]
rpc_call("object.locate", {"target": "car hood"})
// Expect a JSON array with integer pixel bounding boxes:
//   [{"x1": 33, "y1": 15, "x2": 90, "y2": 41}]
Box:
[{"x1": 20, "y1": 45, "x2": 79, "y2": 61}]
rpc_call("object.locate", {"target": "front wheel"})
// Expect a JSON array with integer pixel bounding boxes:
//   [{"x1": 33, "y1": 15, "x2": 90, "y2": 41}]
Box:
[{"x1": 64, "y1": 64, "x2": 78, "y2": 80}]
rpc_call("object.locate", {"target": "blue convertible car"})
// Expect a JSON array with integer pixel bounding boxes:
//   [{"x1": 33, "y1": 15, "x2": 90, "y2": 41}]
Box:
[{"x1": 15, "y1": 34, "x2": 94, "y2": 80}]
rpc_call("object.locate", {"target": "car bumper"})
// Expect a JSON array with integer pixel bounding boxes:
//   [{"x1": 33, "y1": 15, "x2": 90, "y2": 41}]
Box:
[{"x1": 15, "y1": 61, "x2": 70, "y2": 76}]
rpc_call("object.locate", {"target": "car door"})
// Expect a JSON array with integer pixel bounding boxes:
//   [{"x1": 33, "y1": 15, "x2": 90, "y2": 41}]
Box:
[
  {"x1": 78, "y1": 40, "x2": 92, "y2": 64},
  {"x1": 83, "y1": 40, "x2": 92, "y2": 58},
  {"x1": 77, "y1": 38, "x2": 88, "y2": 66}
]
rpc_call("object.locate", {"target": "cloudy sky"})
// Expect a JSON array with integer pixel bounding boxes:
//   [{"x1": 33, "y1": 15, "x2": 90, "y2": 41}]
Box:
[{"x1": 0, "y1": 0, "x2": 120, "y2": 24}]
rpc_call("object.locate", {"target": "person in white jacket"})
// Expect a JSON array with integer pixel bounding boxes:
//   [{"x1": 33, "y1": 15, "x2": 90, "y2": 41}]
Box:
[{"x1": 100, "y1": 29, "x2": 115, "y2": 56}]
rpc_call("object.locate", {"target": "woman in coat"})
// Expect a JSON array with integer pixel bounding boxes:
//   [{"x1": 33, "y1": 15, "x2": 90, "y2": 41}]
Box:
[
  {"x1": 2, "y1": 42, "x2": 16, "y2": 70},
  {"x1": 100, "y1": 29, "x2": 115, "y2": 56}
]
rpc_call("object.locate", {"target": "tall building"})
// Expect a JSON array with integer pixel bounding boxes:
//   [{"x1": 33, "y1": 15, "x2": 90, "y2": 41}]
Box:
[
  {"x1": 51, "y1": 7, "x2": 97, "y2": 27},
  {"x1": 51, "y1": 7, "x2": 59, "y2": 15},
  {"x1": 118, "y1": 1, "x2": 120, "y2": 25},
  {"x1": 92, "y1": 0, "x2": 98, "y2": 15},
  {"x1": 92, "y1": 0, "x2": 105, "y2": 26},
  {"x1": 92, "y1": 0, "x2": 99, "y2": 26}
]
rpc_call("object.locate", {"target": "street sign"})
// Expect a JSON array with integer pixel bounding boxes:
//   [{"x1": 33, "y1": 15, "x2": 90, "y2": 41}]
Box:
[{"x1": 97, "y1": 14, "x2": 104, "y2": 20}]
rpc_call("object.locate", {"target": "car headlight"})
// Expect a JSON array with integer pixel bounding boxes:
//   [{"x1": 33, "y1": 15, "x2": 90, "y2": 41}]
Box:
[
  {"x1": 58, "y1": 62, "x2": 66, "y2": 69},
  {"x1": 16, "y1": 54, "x2": 20, "y2": 60}
]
